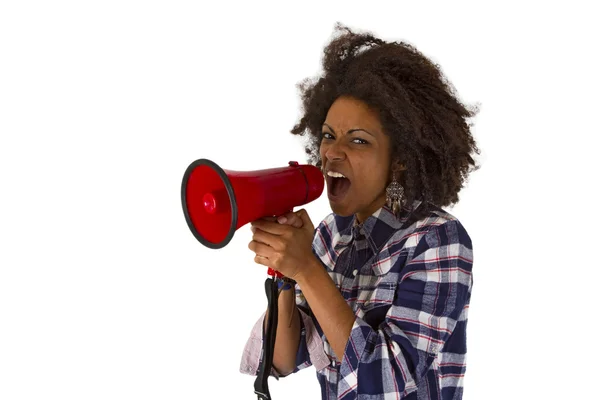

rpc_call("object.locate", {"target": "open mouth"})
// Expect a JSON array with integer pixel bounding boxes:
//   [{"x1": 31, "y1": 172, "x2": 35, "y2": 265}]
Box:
[{"x1": 326, "y1": 172, "x2": 351, "y2": 200}]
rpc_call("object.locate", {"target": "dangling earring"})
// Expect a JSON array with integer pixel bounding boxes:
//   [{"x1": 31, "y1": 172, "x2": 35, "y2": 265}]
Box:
[{"x1": 386, "y1": 168, "x2": 405, "y2": 218}]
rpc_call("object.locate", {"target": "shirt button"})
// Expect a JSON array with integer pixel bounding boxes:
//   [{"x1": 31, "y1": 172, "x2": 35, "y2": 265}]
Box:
[{"x1": 353, "y1": 269, "x2": 358, "y2": 276}]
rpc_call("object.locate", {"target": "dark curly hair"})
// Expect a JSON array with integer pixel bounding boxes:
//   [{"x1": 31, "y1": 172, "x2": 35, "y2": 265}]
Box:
[{"x1": 291, "y1": 23, "x2": 481, "y2": 219}]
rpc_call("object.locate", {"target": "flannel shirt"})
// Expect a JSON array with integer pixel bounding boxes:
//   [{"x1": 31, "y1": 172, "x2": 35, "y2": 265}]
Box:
[{"x1": 240, "y1": 199, "x2": 474, "y2": 400}]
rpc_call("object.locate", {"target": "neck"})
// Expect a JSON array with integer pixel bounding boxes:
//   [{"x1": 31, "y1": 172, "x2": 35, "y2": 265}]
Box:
[{"x1": 355, "y1": 193, "x2": 387, "y2": 224}]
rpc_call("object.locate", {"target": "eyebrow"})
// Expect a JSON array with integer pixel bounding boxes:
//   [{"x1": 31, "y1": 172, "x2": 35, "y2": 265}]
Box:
[{"x1": 323, "y1": 123, "x2": 375, "y2": 137}]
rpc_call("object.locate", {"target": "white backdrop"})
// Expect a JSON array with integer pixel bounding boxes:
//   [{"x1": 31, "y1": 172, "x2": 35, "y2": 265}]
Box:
[{"x1": 1, "y1": 1, "x2": 598, "y2": 399}]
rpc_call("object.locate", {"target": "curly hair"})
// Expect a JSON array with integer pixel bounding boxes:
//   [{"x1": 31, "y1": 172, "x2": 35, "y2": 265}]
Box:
[{"x1": 291, "y1": 23, "x2": 481, "y2": 219}]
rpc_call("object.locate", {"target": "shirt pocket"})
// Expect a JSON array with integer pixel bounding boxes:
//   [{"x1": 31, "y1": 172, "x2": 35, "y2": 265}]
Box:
[
  {"x1": 355, "y1": 282, "x2": 397, "y2": 328},
  {"x1": 356, "y1": 281, "x2": 397, "y2": 312}
]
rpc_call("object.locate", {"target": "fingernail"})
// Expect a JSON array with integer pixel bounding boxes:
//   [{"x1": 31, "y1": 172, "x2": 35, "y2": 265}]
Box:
[{"x1": 277, "y1": 216, "x2": 287, "y2": 224}]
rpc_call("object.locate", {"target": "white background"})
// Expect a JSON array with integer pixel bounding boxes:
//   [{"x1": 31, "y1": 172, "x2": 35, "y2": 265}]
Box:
[{"x1": 1, "y1": 1, "x2": 598, "y2": 399}]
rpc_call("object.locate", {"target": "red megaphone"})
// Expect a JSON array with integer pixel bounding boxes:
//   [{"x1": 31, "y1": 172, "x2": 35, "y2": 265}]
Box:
[{"x1": 181, "y1": 159, "x2": 324, "y2": 277}]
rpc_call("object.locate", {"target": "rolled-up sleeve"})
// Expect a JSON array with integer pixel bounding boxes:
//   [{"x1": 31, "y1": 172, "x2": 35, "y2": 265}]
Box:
[
  {"x1": 337, "y1": 220, "x2": 474, "y2": 398},
  {"x1": 239, "y1": 284, "x2": 330, "y2": 379}
]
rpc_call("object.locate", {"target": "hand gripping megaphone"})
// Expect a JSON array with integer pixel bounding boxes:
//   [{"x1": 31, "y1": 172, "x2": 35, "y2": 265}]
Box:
[{"x1": 180, "y1": 159, "x2": 324, "y2": 278}]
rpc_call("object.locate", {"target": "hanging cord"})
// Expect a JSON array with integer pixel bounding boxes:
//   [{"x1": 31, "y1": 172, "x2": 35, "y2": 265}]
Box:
[
  {"x1": 254, "y1": 276, "x2": 279, "y2": 400},
  {"x1": 253, "y1": 276, "x2": 297, "y2": 400}
]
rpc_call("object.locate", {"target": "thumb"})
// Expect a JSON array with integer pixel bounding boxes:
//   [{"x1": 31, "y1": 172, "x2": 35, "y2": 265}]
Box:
[
  {"x1": 295, "y1": 209, "x2": 314, "y2": 231},
  {"x1": 276, "y1": 211, "x2": 303, "y2": 228}
]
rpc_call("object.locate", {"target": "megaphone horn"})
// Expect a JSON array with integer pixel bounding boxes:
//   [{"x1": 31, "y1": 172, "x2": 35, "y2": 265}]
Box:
[{"x1": 181, "y1": 158, "x2": 324, "y2": 254}]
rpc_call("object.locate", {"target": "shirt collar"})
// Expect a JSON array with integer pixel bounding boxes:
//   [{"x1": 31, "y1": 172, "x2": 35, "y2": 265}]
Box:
[{"x1": 333, "y1": 199, "x2": 424, "y2": 256}]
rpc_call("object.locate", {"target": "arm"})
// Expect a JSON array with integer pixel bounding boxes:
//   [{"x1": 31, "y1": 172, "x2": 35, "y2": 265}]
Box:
[
  {"x1": 296, "y1": 220, "x2": 474, "y2": 396},
  {"x1": 239, "y1": 287, "x2": 306, "y2": 379},
  {"x1": 240, "y1": 281, "x2": 329, "y2": 379},
  {"x1": 294, "y1": 259, "x2": 355, "y2": 362},
  {"x1": 242, "y1": 212, "x2": 331, "y2": 379},
  {"x1": 264, "y1": 287, "x2": 301, "y2": 376}
]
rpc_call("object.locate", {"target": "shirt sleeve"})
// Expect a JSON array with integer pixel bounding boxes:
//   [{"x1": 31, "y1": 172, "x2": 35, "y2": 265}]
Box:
[
  {"x1": 239, "y1": 283, "x2": 330, "y2": 379},
  {"x1": 337, "y1": 220, "x2": 474, "y2": 398}
]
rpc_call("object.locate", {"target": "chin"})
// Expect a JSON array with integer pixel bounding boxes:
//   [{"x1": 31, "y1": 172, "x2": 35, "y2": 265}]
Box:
[{"x1": 329, "y1": 202, "x2": 355, "y2": 217}]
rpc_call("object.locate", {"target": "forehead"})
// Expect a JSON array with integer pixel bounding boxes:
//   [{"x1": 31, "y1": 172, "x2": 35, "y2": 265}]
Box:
[{"x1": 324, "y1": 96, "x2": 383, "y2": 133}]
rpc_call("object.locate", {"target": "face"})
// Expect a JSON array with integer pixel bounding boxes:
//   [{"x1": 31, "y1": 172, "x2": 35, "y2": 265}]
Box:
[{"x1": 319, "y1": 95, "x2": 397, "y2": 223}]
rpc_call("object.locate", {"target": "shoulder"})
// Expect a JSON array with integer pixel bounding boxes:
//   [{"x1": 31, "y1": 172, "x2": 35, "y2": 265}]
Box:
[
  {"x1": 402, "y1": 206, "x2": 474, "y2": 287},
  {"x1": 398, "y1": 203, "x2": 471, "y2": 242},
  {"x1": 417, "y1": 203, "x2": 472, "y2": 249},
  {"x1": 386, "y1": 202, "x2": 473, "y2": 261}
]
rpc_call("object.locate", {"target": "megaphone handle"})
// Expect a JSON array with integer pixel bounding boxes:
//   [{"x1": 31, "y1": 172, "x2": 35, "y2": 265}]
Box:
[{"x1": 265, "y1": 208, "x2": 293, "y2": 279}]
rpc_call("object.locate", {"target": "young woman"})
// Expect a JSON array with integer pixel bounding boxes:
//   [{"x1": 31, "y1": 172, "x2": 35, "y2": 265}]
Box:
[{"x1": 240, "y1": 23, "x2": 480, "y2": 400}]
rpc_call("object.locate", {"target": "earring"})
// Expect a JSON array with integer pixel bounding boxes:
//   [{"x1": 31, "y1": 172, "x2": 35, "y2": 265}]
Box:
[{"x1": 386, "y1": 169, "x2": 405, "y2": 217}]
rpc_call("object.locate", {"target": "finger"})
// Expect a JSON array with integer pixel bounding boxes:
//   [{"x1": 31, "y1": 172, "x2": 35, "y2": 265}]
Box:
[
  {"x1": 254, "y1": 255, "x2": 271, "y2": 267},
  {"x1": 248, "y1": 240, "x2": 276, "y2": 259},
  {"x1": 252, "y1": 228, "x2": 283, "y2": 250},
  {"x1": 251, "y1": 219, "x2": 288, "y2": 235},
  {"x1": 295, "y1": 209, "x2": 315, "y2": 231}
]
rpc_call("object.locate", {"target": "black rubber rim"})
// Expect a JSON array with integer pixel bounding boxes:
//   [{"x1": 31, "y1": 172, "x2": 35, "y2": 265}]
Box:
[{"x1": 181, "y1": 158, "x2": 238, "y2": 249}]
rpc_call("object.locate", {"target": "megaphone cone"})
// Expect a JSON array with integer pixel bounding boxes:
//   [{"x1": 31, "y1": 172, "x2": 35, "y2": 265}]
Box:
[{"x1": 181, "y1": 159, "x2": 324, "y2": 250}]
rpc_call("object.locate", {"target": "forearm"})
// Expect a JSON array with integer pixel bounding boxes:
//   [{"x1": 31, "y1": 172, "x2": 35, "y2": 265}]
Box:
[
  {"x1": 264, "y1": 288, "x2": 301, "y2": 375},
  {"x1": 295, "y1": 257, "x2": 355, "y2": 361}
]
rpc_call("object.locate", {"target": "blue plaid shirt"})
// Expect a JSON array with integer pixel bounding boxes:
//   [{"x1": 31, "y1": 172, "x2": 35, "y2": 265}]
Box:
[{"x1": 286, "y1": 199, "x2": 474, "y2": 399}]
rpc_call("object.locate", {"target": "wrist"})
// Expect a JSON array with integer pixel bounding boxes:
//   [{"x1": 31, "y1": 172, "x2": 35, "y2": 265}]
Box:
[{"x1": 294, "y1": 255, "x2": 321, "y2": 287}]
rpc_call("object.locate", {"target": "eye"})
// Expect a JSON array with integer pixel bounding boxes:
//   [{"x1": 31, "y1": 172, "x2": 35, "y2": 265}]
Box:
[
  {"x1": 321, "y1": 132, "x2": 334, "y2": 140},
  {"x1": 352, "y1": 138, "x2": 368, "y2": 145}
]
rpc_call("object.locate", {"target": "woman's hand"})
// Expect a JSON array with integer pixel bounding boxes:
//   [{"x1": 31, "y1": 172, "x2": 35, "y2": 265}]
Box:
[{"x1": 248, "y1": 209, "x2": 315, "y2": 281}]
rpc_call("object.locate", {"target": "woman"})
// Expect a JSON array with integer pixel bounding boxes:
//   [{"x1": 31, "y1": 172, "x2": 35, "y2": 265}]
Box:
[{"x1": 240, "y1": 23, "x2": 480, "y2": 400}]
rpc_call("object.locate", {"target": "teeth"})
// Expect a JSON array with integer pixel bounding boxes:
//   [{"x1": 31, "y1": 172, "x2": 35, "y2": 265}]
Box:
[{"x1": 327, "y1": 171, "x2": 346, "y2": 178}]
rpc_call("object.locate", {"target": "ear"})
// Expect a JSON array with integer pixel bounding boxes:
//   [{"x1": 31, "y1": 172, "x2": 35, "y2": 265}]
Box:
[{"x1": 391, "y1": 159, "x2": 407, "y2": 173}]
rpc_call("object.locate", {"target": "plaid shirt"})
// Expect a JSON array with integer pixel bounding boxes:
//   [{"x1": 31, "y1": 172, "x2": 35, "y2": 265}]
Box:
[{"x1": 240, "y1": 199, "x2": 474, "y2": 400}]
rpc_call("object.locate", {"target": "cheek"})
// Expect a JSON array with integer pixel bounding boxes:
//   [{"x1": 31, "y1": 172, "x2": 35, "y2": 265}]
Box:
[
  {"x1": 355, "y1": 165, "x2": 388, "y2": 191},
  {"x1": 361, "y1": 159, "x2": 390, "y2": 188}
]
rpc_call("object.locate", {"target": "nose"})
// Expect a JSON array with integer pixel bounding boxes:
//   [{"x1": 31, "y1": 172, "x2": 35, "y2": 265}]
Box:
[{"x1": 324, "y1": 141, "x2": 346, "y2": 162}]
